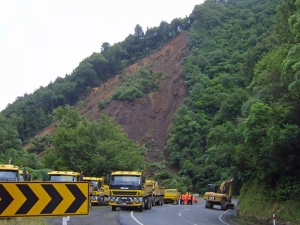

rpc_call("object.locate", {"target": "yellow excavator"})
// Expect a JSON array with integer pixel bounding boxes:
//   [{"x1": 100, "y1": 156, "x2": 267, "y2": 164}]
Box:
[{"x1": 203, "y1": 178, "x2": 234, "y2": 210}]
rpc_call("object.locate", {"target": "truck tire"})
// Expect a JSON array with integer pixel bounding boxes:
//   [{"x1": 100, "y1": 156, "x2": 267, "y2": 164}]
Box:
[
  {"x1": 112, "y1": 206, "x2": 116, "y2": 211},
  {"x1": 139, "y1": 206, "x2": 143, "y2": 212},
  {"x1": 145, "y1": 197, "x2": 150, "y2": 210}
]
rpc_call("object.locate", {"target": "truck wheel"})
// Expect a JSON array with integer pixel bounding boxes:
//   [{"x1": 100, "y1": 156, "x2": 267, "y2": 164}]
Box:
[
  {"x1": 139, "y1": 206, "x2": 143, "y2": 212},
  {"x1": 112, "y1": 206, "x2": 116, "y2": 211},
  {"x1": 145, "y1": 197, "x2": 150, "y2": 210}
]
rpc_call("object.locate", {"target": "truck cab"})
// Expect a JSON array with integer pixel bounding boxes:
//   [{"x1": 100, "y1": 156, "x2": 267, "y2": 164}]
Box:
[
  {"x1": 45, "y1": 171, "x2": 81, "y2": 181},
  {"x1": 0, "y1": 164, "x2": 20, "y2": 181},
  {"x1": 83, "y1": 176, "x2": 109, "y2": 206},
  {"x1": 108, "y1": 171, "x2": 149, "y2": 212}
]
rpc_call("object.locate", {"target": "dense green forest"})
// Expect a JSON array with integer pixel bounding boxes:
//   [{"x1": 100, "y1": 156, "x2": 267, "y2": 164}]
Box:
[{"x1": 1, "y1": 0, "x2": 300, "y2": 223}]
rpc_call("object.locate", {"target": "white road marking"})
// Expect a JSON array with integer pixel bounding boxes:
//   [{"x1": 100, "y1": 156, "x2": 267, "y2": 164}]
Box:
[
  {"x1": 219, "y1": 209, "x2": 231, "y2": 225},
  {"x1": 131, "y1": 211, "x2": 144, "y2": 225}
]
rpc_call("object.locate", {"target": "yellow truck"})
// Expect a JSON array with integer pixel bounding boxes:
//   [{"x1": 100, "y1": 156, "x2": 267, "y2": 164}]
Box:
[
  {"x1": 44, "y1": 170, "x2": 94, "y2": 206},
  {"x1": 147, "y1": 179, "x2": 165, "y2": 206},
  {"x1": 83, "y1": 176, "x2": 109, "y2": 206},
  {"x1": 107, "y1": 171, "x2": 164, "y2": 212},
  {"x1": 164, "y1": 189, "x2": 180, "y2": 204},
  {"x1": 0, "y1": 164, "x2": 20, "y2": 181},
  {"x1": 45, "y1": 170, "x2": 82, "y2": 181}
]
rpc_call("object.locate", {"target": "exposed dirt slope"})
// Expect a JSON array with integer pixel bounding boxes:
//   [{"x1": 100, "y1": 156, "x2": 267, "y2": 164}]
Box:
[{"x1": 24, "y1": 32, "x2": 190, "y2": 169}]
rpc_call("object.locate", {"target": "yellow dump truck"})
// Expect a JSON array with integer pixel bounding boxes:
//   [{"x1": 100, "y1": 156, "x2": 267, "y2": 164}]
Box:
[
  {"x1": 83, "y1": 176, "x2": 109, "y2": 206},
  {"x1": 46, "y1": 170, "x2": 82, "y2": 181},
  {"x1": 107, "y1": 171, "x2": 163, "y2": 212},
  {"x1": 44, "y1": 170, "x2": 94, "y2": 206},
  {"x1": 0, "y1": 164, "x2": 20, "y2": 181},
  {"x1": 147, "y1": 179, "x2": 165, "y2": 206},
  {"x1": 164, "y1": 189, "x2": 180, "y2": 204}
]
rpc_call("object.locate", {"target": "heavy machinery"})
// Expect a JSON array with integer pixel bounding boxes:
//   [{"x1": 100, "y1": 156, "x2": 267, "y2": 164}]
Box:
[
  {"x1": 107, "y1": 171, "x2": 164, "y2": 212},
  {"x1": 83, "y1": 176, "x2": 109, "y2": 206},
  {"x1": 164, "y1": 189, "x2": 180, "y2": 204},
  {"x1": 203, "y1": 178, "x2": 234, "y2": 210},
  {"x1": 147, "y1": 179, "x2": 164, "y2": 206},
  {"x1": 45, "y1": 170, "x2": 82, "y2": 181},
  {"x1": 44, "y1": 170, "x2": 94, "y2": 206},
  {"x1": 0, "y1": 164, "x2": 20, "y2": 181}
]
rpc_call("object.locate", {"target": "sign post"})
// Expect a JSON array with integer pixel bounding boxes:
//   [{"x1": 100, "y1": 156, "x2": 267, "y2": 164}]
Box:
[{"x1": 0, "y1": 182, "x2": 89, "y2": 218}]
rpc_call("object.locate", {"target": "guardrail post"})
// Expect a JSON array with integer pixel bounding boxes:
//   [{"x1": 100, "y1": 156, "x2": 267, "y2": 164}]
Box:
[
  {"x1": 62, "y1": 216, "x2": 68, "y2": 225},
  {"x1": 273, "y1": 214, "x2": 276, "y2": 225}
]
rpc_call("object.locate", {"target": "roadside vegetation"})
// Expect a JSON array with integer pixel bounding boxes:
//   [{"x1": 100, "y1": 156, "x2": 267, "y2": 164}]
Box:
[
  {"x1": 1, "y1": 0, "x2": 299, "y2": 224},
  {"x1": 0, "y1": 217, "x2": 47, "y2": 225}
]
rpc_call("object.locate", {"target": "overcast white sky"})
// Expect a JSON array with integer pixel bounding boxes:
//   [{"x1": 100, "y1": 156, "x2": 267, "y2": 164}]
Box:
[{"x1": 0, "y1": 0, "x2": 204, "y2": 111}]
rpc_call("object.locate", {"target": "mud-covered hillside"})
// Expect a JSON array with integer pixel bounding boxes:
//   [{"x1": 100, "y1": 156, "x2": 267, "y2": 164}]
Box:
[
  {"x1": 80, "y1": 32, "x2": 189, "y2": 164},
  {"x1": 25, "y1": 32, "x2": 190, "y2": 166}
]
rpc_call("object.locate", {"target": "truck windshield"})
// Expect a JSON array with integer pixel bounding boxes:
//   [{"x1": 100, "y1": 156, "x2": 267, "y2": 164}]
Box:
[
  {"x1": 49, "y1": 175, "x2": 77, "y2": 181},
  {"x1": 0, "y1": 171, "x2": 19, "y2": 181},
  {"x1": 110, "y1": 175, "x2": 140, "y2": 185}
]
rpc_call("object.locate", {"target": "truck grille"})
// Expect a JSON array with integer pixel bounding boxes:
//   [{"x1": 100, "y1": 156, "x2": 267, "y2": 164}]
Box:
[{"x1": 112, "y1": 191, "x2": 137, "y2": 195}]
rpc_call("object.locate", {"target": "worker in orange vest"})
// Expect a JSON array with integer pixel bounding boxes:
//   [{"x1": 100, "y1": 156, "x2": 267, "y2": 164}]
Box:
[{"x1": 184, "y1": 192, "x2": 188, "y2": 205}]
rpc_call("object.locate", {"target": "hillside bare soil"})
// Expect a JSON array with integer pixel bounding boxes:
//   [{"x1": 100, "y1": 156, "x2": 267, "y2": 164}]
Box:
[{"x1": 24, "y1": 32, "x2": 190, "y2": 172}]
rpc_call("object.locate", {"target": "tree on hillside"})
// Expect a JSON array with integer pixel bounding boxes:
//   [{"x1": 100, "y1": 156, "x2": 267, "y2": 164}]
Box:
[{"x1": 42, "y1": 106, "x2": 146, "y2": 175}]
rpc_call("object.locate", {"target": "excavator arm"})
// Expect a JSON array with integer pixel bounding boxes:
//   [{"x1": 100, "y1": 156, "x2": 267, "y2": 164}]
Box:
[{"x1": 219, "y1": 178, "x2": 234, "y2": 196}]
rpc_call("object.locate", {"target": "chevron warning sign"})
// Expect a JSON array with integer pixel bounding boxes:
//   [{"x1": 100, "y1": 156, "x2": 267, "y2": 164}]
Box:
[{"x1": 0, "y1": 182, "x2": 89, "y2": 217}]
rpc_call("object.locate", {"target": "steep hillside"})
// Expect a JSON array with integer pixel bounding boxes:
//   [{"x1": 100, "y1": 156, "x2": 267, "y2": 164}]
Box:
[{"x1": 24, "y1": 32, "x2": 189, "y2": 169}]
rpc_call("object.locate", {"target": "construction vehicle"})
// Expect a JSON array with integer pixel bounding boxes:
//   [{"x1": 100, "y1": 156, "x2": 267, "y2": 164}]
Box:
[
  {"x1": 164, "y1": 189, "x2": 180, "y2": 204},
  {"x1": 148, "y1": 179, "x2": 165, "y2": 206},
  {"x1": 83, "y1": 176, "x2": 109, "y2": 206},
  {"x1": 203, "y1": 178, "x2": 234, "y2": 210},
  {"x1": 45, "y1": 170, "x2": 82, "y2": 181},
  {"x1": 0, "y1": 164, "x2": 20, "y2": 181},
  {"x1": 44, "y1": 170, "x2": 94, "y2": 206},
  {"x1": 107, "y1": 171, "x2": 164, "y2": 212}
]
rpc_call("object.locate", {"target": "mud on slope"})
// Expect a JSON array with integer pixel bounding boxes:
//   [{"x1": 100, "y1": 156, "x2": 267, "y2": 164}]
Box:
[
  {"x1": 24, "y1": 32, "x2": 190, "y2": 172},
  {"x1": 80, "y1": 32, "x2": 190, "y2": 167}
]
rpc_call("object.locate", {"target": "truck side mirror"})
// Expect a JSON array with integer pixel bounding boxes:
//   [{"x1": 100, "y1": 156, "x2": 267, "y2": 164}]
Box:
[
  {"x1": 79, "y1": 174, "x2": 83, "y2": 181},
  {"x1": 105, "y1": 174, "x2": 110, "y2": 182},
  {"x1": 142, "y1": 176, "x2": 145, "y2": 183}
]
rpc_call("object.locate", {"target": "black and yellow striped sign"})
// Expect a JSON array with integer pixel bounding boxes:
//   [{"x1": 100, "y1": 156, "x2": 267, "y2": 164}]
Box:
[{"x1": 0, "y1": 182, "x2": 89, "y2": 217}]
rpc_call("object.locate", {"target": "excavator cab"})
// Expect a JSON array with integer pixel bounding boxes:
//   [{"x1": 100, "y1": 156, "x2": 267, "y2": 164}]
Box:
[{"x1": 206, "y1": 184, "x2": 219, "y2": 193}]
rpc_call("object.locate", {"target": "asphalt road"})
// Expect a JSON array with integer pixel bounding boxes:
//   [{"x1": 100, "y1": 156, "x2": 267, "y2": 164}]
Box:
[{"x1": 47, "y1": 198, "x2": 238, "y2": 225}]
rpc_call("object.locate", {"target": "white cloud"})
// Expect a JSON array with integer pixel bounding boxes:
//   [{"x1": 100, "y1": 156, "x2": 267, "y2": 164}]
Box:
[{"x1": 0, "y1": 0, "x2": 203, "y2": 111}]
